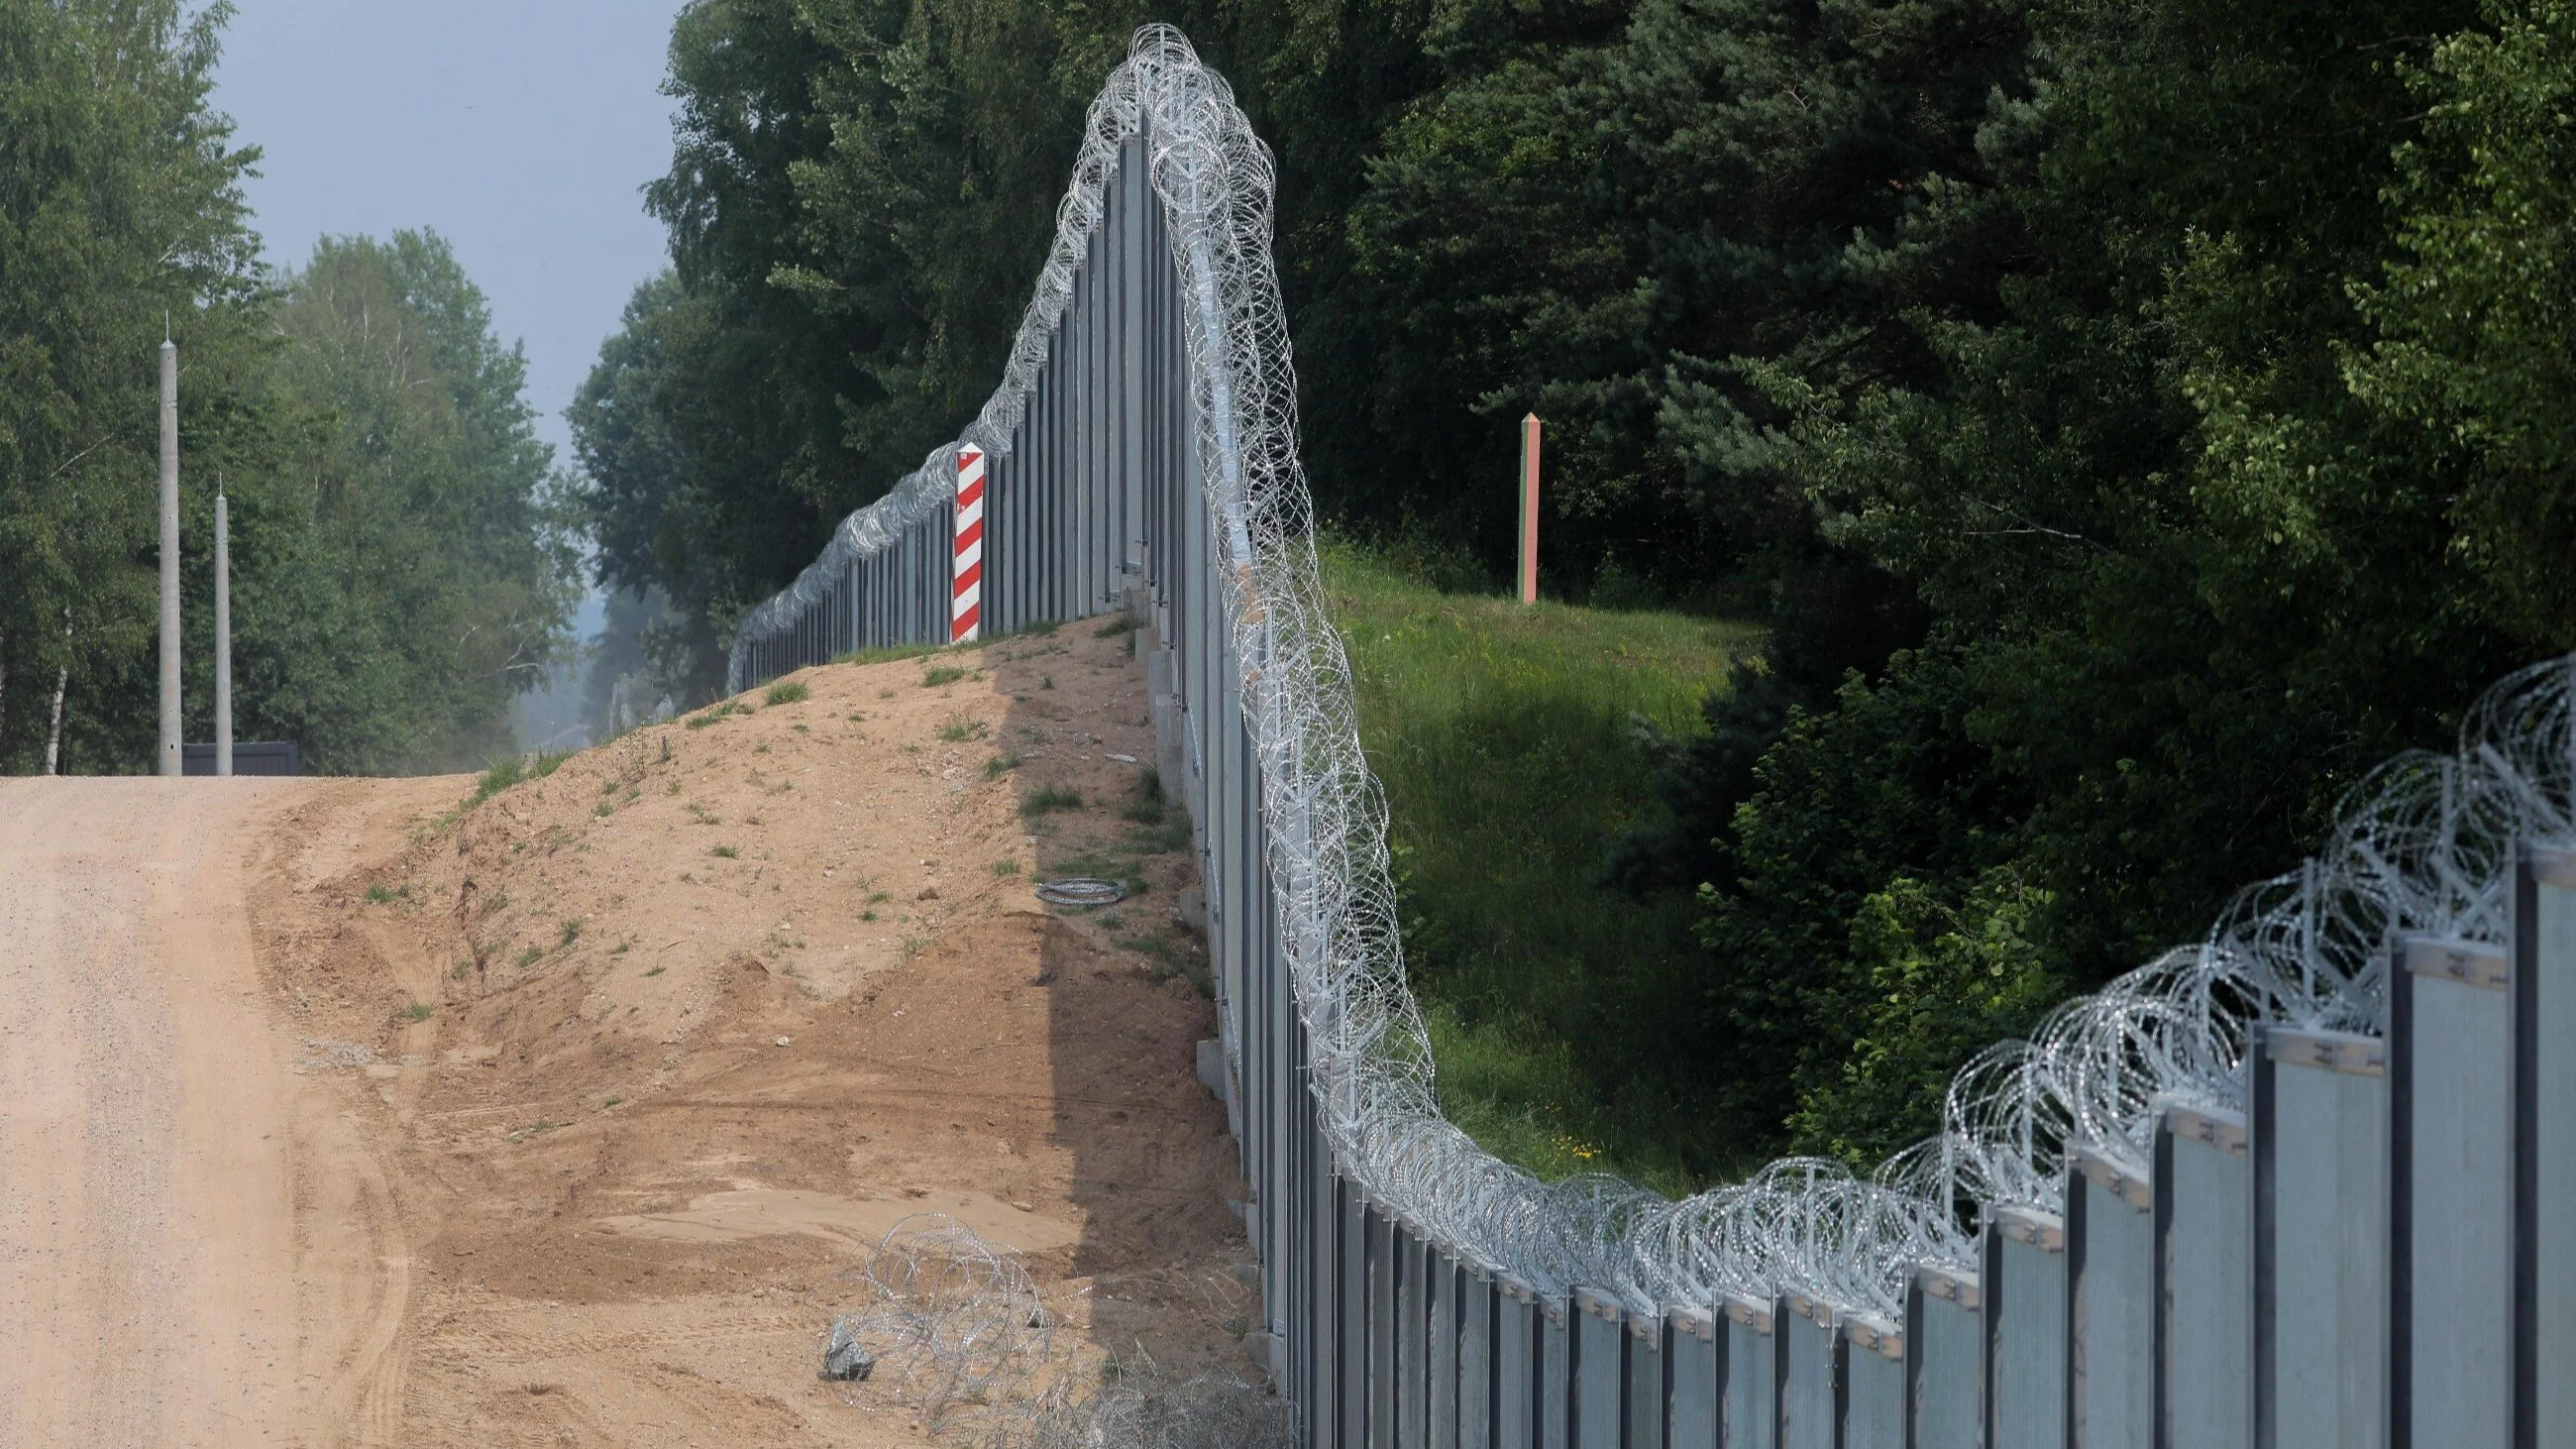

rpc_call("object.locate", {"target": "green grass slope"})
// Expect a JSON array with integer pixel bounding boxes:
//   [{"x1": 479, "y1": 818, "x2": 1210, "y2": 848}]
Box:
[{"x1": 1323, "y1": 541, "x2": 1757, "y2": 1195}]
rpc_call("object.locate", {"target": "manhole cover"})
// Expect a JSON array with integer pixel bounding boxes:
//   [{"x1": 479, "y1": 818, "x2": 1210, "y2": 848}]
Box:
[{"x1": 1034, "y1": 877, "x2": 1127, "y2": 907}]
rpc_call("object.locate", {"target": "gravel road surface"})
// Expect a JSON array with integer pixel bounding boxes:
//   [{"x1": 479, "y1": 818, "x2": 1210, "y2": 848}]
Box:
[{"x1": 0, "y1": 778, "x2": 400, "y2": 1446}]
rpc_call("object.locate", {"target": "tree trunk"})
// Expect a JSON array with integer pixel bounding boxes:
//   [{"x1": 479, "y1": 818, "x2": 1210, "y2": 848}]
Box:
[
  {"x1": 44, "y1": 613, "x2": 69, "y2": 776},
  {"x1": 44, "y1": 666, "x2": 66, "y2": 775}
]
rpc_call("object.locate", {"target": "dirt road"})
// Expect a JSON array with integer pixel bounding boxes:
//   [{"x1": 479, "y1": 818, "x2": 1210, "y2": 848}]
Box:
[
  {"x1": 0, "y1": 629, "x2": 1254, "y2": 1444},
  {"x1": 0, "y1": 777, "x2": 404, "y2": 1447}
]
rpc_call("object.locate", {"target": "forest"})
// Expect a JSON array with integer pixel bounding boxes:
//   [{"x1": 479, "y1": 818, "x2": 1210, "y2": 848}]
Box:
[
  {"x1": 0, "y1": 0, "x2": 574, "y2": 777},
  {"x1": 575, "y1": 0, "x2": 2576, "y2": 1171}
]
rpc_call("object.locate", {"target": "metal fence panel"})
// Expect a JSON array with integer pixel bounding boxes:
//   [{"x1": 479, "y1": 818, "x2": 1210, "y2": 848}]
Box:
[
  {"x1": 1574, "y1": 1290, "x2": 1623, "y2": 1448},
  {"x1": 1343, "y1": 1183, "x2": 1368, "y2": 1449},
  {"x1": 1984, "y1": 1208, "x2": 2067, "y2": 1449},
  {"x1": 1463, "y1": 1270, "x2": 1498, "y2": 1449},
  {"x1": 2152, "y1": 1099, "x2": 2248, "y2": 1449},
  {"x1": 1373, "y1": 1206, "x2": 1398, "y2": 1447},
  {"x1": 2252, "y1": 1025, "x2": 2387, "y2": 1449},
  {"x1": 2390, "y1": 936, "x2": 2509, "y2": 1449},
  {"x1": 1402, "y1": 1226, "x2": 1429, "y2": 1449},
  {"x1": 2068, "y1": 1149, "x2": 2153, "y2": 1449},
  {"x1": 1722, "y1": 1296, "x2": 1776, "y2": 1449},
  {"x1": 1778, "y1": 1297, "x2": 1834, "y2": 1449},
  {"x1": 1431, "y1": 1249, "x2": 1460, "y2": 1449},
  {"x1": 1500, "y1": 1278, "x2": 1540, "y2": 1449},
  {"x1": 2515, "y1": 846, "x2": 2576, "y2": 1448},
  {"x1": 1842, "y1": 1315, "x2": 1904, "y2": 1449},
  {"x1": 1668, "y1": 1309, "x2": 1720, "y2": 1449},
  {"x1": 1628, "y1": 1308, "x2": 1666, "y2": 1449}
]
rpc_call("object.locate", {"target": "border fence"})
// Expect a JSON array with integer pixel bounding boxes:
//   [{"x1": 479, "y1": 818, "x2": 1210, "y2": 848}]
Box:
[{"x1": 728, "y1": 28, "x2": 2576, "y2": 1448}]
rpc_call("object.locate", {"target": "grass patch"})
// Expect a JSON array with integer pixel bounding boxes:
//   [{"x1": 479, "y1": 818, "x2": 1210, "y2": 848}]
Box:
[
  {"x1": 559, "y1": 918, "x2": 583, "y2": 947},
  {"x1": 398, "y1": 1000, "x2": 434, "y2": 1023},
  {"x1": 921, "y1": 665, "x2": 970, "y2": 688},
  {"x1": 983, "y1": 752, "x2": 1022, "y2": 779},
  {"x1": 764, "y1": 680, "x2": 810, "y2": 706},
  {"x1": 1019, "y1": 784, "x2": 1083, "y2": 819},
  {"x1": 1094, "y1": 613, "x2": 1140, "y2": 638},
  {"x1": 364, "y1": 883, "x2": 408, "y2": 905},
  {"x1": 593, "y1": 801, "x2": 614, "y2": 819},
  {"x1": 1325, "y1": 535, "x2": 1758, "y2": 1193},
  {"x1": 938, "y1": 713, "x2": 990, "y2": 742},
  {"x1": 833, "y1": 642, "x2": 943, "y2": 668},
  {"x1": 687, "y1": 700, "x2": 754, "y2": 729},
  {"x1": 466, "y1": 749, "x2": 571, "y2": 809},
  {"x1": 1120, "y1": 770, "x2": 1167, "y2": 824},
  {"x1": 515, "y1": 946, "x2": 545, "y2": 969},
  {"x1": 644, "y1": 964, "x2": 665, "y2": 977},
  {"x1": 993, "y1": 858, "x2": 1022, "y2": 877},
  {"x1": 709, "y1": 844, "x2": 739, "y2": 858}
]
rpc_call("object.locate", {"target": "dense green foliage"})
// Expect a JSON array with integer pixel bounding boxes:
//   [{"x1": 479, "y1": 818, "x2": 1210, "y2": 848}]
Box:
[
  {"x1": 587, "y1": 0, "x2": 2576, "y2": 1173},
  {"x1": 1325, "y1": 539, "x2": 1758, "y2": 1191},
  {"x1": 0, "y1": 1, "x2": 571, "y2": 775}
]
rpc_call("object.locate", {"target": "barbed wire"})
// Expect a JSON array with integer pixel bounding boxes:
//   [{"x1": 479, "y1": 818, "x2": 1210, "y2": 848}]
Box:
[{"x1": 730, "y1": 22, "x2": 2576, "y2": 1350}]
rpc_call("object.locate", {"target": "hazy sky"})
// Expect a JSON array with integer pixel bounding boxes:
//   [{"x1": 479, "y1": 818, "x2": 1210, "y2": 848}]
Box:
[{"x1": 209, "y1": 0, "x2": 685, "y2": 463}]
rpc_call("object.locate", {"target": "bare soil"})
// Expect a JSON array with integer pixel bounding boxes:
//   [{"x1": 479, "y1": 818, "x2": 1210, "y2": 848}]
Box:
[{"x1": 0, "y1": 620, "x2": 1256, "y2": 1445}]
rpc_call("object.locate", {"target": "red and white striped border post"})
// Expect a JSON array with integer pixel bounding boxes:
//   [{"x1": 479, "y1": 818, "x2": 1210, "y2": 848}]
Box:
[{"x1": 952, "y1": 445, "x2": 986, "y2": 642}]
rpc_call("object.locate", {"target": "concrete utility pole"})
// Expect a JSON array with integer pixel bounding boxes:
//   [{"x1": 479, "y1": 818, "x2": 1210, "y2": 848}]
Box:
[
  {"x1": 214, "y1": 485, "x2": 231, "y2": 777},
  {"x1": 158, "y1": 335, "x2": 180, "y2": 776}
]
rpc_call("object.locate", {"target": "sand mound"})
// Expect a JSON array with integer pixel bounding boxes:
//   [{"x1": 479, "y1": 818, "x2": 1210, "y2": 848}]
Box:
[{"x1": 248, "y1": 619, "x2": 1257, "y2": 1445}]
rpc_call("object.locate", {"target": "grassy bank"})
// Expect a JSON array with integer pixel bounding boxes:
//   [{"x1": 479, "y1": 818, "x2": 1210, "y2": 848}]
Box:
[{"x1": 1322, "y1": 541, "x2": 1757, "y2": 1195}]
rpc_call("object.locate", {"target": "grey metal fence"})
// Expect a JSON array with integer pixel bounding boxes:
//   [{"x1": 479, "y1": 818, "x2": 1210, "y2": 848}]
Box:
[{"x1": 728, "y1": 28, "x2": 2576, "y2": 1449}]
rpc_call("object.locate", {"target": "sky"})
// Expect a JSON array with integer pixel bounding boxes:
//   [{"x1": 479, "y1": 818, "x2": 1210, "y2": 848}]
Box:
[{"x1": 208, "y1": 0, "x2": 685, "y2": 466}]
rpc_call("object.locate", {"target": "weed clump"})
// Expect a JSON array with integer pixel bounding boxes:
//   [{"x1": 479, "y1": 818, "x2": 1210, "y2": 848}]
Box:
[
  {"x1": 1019, "y1": 785, "x2": 1082, "y2": 819},
  {"x1": 688, "y1": 700, "x2": 754, "y2": 729},
  {"x1": 765, "y1": 680, "x2": 810, "y2": 706},
  {"x1": 921, "y1": 665, "x2": 969, "y2": 688},
  {"x1": 469, "y1": 749, "x2": 569, "y2": 808},
  {"x1": 938, "y1": 713, "x2": 990, "y2": 742}
]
